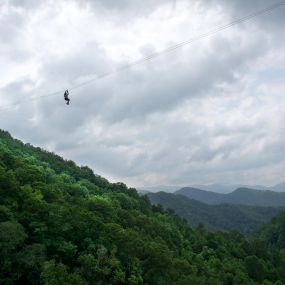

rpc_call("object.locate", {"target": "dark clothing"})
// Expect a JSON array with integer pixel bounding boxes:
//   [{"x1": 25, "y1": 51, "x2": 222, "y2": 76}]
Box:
[{"x1": 64, "y1": 90, "x2": 70, "y2": 105}]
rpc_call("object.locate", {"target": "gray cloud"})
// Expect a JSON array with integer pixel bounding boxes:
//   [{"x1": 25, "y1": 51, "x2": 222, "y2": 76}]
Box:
[
  {"x1": 1, "y1": 0, "x2": 285, "y2": 187},
  {"x1": 6, "y1": 0, "x2": 41, "y2": 8}
]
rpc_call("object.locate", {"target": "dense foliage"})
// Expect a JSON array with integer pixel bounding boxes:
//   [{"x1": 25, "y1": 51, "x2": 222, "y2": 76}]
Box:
[
  {"x1": 148, "y1": 192, "x2": 283, "y2": 234},
  {"x1": 257, "y1": 212, "x2": 285, "y2": 249},
  {"x1": 1, "y1": 129, "x2": 285, "y2": 285}
]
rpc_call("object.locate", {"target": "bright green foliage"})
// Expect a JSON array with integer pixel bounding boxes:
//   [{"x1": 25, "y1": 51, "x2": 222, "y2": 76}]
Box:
[{"x1": 1, "y1": 129, "x2": 285, "y2": 284}]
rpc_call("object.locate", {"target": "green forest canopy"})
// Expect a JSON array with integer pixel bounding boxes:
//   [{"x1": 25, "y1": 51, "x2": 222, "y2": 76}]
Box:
[
  {"x1": 1, "y1": 129, "x2": 285, "y2": 285},
  {"x1": 147, "y1": 191, "x2": 283, "y2": 234}
]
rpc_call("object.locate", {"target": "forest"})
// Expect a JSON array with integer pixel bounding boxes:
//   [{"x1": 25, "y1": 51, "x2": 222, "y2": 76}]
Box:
[
  {"x1": 175, "y1": 187, "x2": 285, "y2": 207},
  {"x1": 1, "y1": 129, "x2": 285, "y2": 285},
  {"x1": 148, "y1": 191, "x2": 284, "y2": 234}
]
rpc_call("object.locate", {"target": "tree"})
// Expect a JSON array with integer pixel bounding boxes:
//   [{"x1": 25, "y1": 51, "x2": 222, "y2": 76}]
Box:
[
  {"x1": 41, "y1": 260, "x2": 87, "y2": 285},
  {"x1": 245, "y1": 255, "x2": 266, "y2": 282}
]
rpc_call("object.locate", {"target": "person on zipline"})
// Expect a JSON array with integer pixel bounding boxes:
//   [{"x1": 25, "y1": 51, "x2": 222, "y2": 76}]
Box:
[{"x1": 64, "y1": 90, "x2": 70, "y2": 105}]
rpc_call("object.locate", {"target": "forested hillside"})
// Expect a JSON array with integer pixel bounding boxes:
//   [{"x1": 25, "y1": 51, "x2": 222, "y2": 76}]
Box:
[
  {"x1": 1, "y1": 129, "x2": 285, "y2": 285},
  {"x1": 148, "y1": 192, "x2": 283, "y2": 234},
  {"x1": 175, "y1": 187, "x2": 224, "y2": 204},
  {"x1": 258, "y1": 212, "x2": 285, "y2": 249},
  {"x1": 177, "y1": 187, "x2": 285, "y2": 207}
]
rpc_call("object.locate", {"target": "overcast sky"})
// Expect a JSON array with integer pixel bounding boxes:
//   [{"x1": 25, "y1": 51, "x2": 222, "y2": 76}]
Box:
[{"x1": 1, "y1": 0, "x2": 285, "y2": 187}]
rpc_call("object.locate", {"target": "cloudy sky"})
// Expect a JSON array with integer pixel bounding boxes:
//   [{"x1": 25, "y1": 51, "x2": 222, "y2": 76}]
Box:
[{"x1": 1, "y1": 0, "x2": 285, "y2": 187}]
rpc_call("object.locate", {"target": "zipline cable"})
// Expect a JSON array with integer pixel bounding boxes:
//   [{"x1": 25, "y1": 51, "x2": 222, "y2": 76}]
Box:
[{"x1": 0, "y1": 0, "x2": 284, "y2": 111}]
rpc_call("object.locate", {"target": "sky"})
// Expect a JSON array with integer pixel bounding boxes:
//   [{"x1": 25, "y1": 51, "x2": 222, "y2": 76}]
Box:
[{"x1": 0, "y1": 0, "x2": 285, "y2": 187}]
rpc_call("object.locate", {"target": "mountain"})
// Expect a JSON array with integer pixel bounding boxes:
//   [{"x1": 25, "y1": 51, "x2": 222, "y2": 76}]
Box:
[
  {"x1": 190, "y1": 183, "x2": 285, "y2": 193},
  {"x1": 272, "y1": 181, "x2": 285, "y2": 192},
  {"x1": 190, "y1": 183, "x2": 244, "y2": 193},
  {"x1": 137, "y1": 181, "x2": 285, "y2": 196},
  {"x1": 176, "y1": 187, "x2": 224, "y2": 204},
  {"x1": 220, "y1": 188, "x2": 285, "y2": 206},
  {"x1": 176, "y1": 187, "x2": 285, "y2": 207},
  {"x1": 137, "y1": 185, "x2": 179, "y2": 193},
  {"x1": 148, "y1": 192, "x2": 283, "y2": 234},
  {"x1": 2, "y1": 129, "x2": 285, "y2": 285}
]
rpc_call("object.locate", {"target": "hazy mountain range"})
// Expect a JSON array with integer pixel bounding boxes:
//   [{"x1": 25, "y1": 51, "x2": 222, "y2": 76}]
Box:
[
  {"x1": 137, "y1": 185, "x2": 180, "y2": 193},
  {"x1": 3, "y1": 129, "x2": 285, "y2": 284},
  {"x1": 148, "y1": 191, "x2": 284, "y2": 234},
  {"x1": 176, "y1": 187, "x2": 285, "y2": 207},
  {"x1": 138, "y1": 181, "x2": 285, "y2": 194},
  {"x1": 190, "y1": 183, "x2": 285, "y2": 193}
]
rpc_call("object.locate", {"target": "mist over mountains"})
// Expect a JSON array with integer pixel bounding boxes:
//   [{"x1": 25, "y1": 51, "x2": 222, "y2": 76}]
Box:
[
  {"x1": 2, "y1": 0, "x2": 285, "y2": 283},
  {"x1": 148, "y1": 191, "x2": 284, "y2": 234},
  {"x1": 176, "y1": 187, "x2": 285, "y2": 207},
  {"x1": 2, "y1": 129, "x2": 285, "y2": 284},
  {"x1": 191, "y1": 183, "x2": 285, "y2": 193},
  {"x1": 137, "y1": 185, "x2": 180, "y2": 193},
  {"x1": 146, "y1": 186, "x2": 285, "y2": 233},
  {"x1": 138, "y1": 181, "x2": 285, "y2": 194},
  {"x1": 138, "y1": 183, "x2": 285, "y2": 232}
]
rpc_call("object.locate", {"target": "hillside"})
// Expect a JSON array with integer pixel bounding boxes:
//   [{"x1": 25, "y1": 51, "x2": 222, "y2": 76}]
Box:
[
  {"x1": 189, "y1": 183, "x2": 245, "y2": 194},
  {"x1": 176, "y1": 187, "x2": 285, "y2": 207},
  {"x1": 221, "y1": 188, "x2": 285, "y2": 206},
  {"x1": 257, "y1": 211, "x2": 285, "y2": 249},
  {"x1": 176, "y1": 187, "x2": 224, "y2": 204},
  {"x1": 148, "y1": 192, "x2": 283, "y2": 234},
  {"x1": 1, "y1": 129, "x2": 285, "y2": 285}
]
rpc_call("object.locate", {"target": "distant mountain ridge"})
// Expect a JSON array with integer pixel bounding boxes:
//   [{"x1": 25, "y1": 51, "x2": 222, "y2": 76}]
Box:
[
  {"x1": 191, "y1": 183, "x2": 285, "y2": 193},
  {"x1": 271, "y1": 181, "x2": 285, "y2": 192},
  {"x1": 148, "y1": 192, "x2": 283, "y2": 234},
  {"x1": 176, "y1": 187, "x2": 285, "y2": 207},
  {"x1": 137, "y1": 185, "x2": 180, "y2": 193},
  {"x1": 176, "y1": 187, "x2": 224, "y2": 204},
  {"x1": 3, "y1": 130, "x2": 285, "y2": 284},
  {"x1": 137, "y1": 181, "x2": 285, "y2": 194}
]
